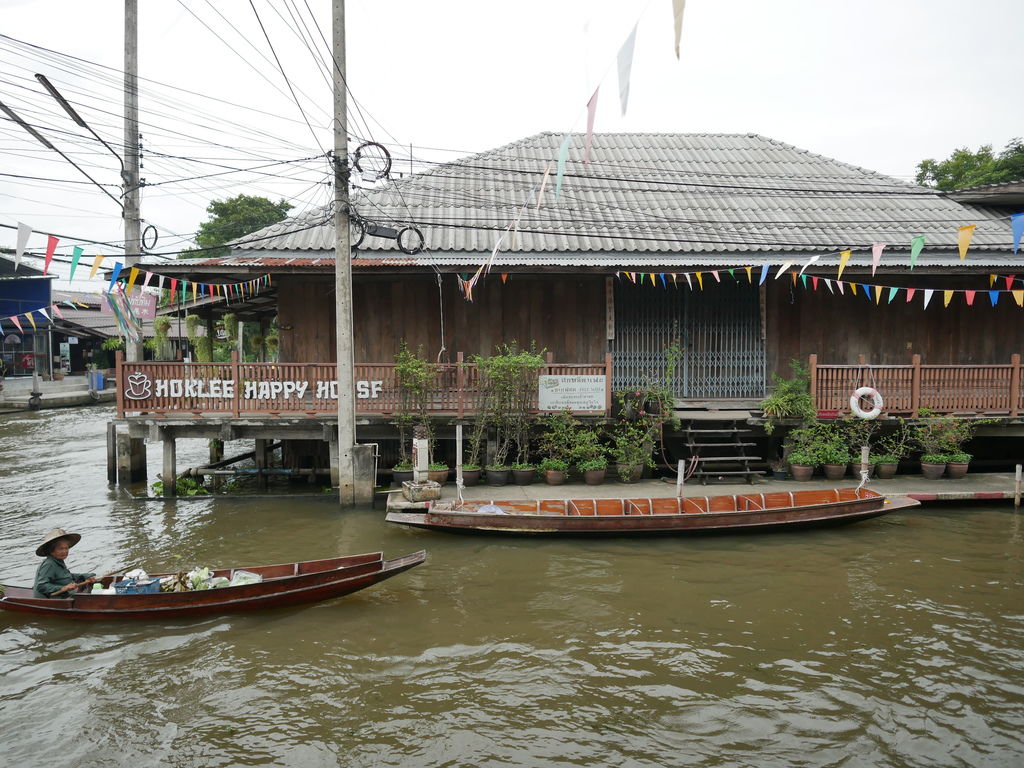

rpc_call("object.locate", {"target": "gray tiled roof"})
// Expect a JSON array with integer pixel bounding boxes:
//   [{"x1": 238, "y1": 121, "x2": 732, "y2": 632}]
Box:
[{"x1": 226, "y1": 132, "x2": 1015, "y2": 267}]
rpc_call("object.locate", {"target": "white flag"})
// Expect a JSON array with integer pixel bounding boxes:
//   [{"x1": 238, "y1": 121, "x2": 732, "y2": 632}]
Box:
[
  {"x1": 617, "y1": 25, "x2": 638, "y2": 116},
  {"x1": 15, "y1": 222, "x2": 31, "y2": 269}
]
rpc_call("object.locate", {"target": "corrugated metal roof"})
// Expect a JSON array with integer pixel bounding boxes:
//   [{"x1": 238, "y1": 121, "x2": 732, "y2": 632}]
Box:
[{"x1": 220, "y1": 132, "x2": 1015, "y2": 265}]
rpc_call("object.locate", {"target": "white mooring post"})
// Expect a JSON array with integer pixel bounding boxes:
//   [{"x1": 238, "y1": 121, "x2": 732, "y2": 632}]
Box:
[
  {"x1": 676, "y1": 459, "x2": 685, "y2": 497},
  {"x1": 1015, "y1": 464, "x2": 1021, "y2": 509}
]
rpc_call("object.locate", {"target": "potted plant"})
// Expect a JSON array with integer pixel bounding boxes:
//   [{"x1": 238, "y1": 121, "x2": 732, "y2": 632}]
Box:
[
  {"x1": 945, "y1": 450, "x2": 972, "y2": 480},
  {"x1": 578, "y1": 456, "x2": 608, "y2": 485},
  {"x1": 607, "y1": 419, "x2": 655, "y2": 483},
  {"x1": 768, "y1": 460, "x2": 788, "y2": 481},
  {"x1": 758, "y1": 360, "x2": 816, "y2": 434},
  {"x1": 871, "y1": 420, "x2": 912, "y2": 479},
  {"x1": 392, "y1": 341, "x2": 435, "y2": 477},
  {"x1": 485, "y1": 464, "x2": 510, "y2": 486},
  {"x1": 839, "y1": 415, "x2": 878, "y2": 478},
  {"x1": 512, "y1": 462, "x2": 535, "y2": 485},
  {"x1": 427, "y1": 461, "x2": 449, "y2": 484},
  {"x1": 538, "y1": 457, "x2": 568, "y2": 485},
  {"x1": 911, "y1": 409, "x2": 992, "y2": 480},
  {"x1": 782, "y1": 423, "x2": 821, "y2": 481},
  {"x1": 537, "y1": 411, "x2": 578, "y2": 484},
  {"x1": 461, "y1": 462, "x2": 482, "y2": 486},
  {"x1": 470, "y1": 343, "x2": 546, "y2": 476},
  {"x1": 817, "y1": 424, "x2": 852, "y2": 481},
  {"x1": 391, "y1": 460, "x2": 413, "y2": 485}
]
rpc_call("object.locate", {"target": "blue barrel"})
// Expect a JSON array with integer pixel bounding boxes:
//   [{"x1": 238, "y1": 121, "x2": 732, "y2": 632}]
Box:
[{"x1": 89, "y1": 371, "x2": 105, "y2": 390}]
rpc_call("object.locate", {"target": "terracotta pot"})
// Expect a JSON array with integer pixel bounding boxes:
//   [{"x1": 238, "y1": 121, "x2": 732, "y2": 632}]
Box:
[
  {"x1": 823, "y1": 464, "x2": 846, "y2": 481},
  {"x1": 790, "y1": 464, "x2": 814, "y2": 481},
  {"x1": 920, "y1": 462, "x2": 946, "y2": 480},
  {"x1": 544, "y1": 469, "x2": 566, "y2": 485},
  {"x1": 848, "y1": 462, "x2": 876, "y2": 478},
  {"x1": 486, "y1": 469, "x2": 509, "y2": 486},
  {"x1": 875, "y1": 463, "x2": 898, "y2": 479},
  {"x1": 461, "y1": 468, "x2": 481, "y2": 486},
  {"x1": 615, "y1": 463, "x2": 643, "y2": 483},
  {"x1": 583, "y1": 468, "x2": 606, "y2": 485},
  {"x1": 427, "y1": 469, "x2": 449, "y2": 484},
  {"x1": 512, "y1": 468, "x2": 535, "y2": 485},
  {"x1": 946, "y1": 462, "x2": 969, "y2": 480}
]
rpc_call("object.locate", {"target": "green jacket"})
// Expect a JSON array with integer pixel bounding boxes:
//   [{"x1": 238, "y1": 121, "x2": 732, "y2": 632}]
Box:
[{"x1": 33, "y1": 556, "x2": 94, "y2": 599}]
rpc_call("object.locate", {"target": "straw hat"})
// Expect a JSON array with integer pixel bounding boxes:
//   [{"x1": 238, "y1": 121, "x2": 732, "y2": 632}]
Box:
[{"x1": 36, "y1": 528, "x2": 82, "y2": 558}]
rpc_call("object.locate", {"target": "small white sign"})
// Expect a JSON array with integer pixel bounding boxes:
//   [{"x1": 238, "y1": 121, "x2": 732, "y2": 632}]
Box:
[{"x1": 538, "y1": 375, "x2": 605, "y2": 411}]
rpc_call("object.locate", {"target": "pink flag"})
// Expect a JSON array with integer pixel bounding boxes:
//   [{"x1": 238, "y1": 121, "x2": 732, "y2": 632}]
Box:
[
  {"x1": 43, "y1": 235, "x2": 58, "y2": 275},
  {"x1": 10, "y1": 315, "x2": 23, "y2": 333},
  {"x1": 906, "y1": 288, "x2": 916, "y2": 302},
  {"x1": 584, "y1": 88, "x2": 599, "y2": 164},
  {"x1": 51, "y1": 304, "x2": 64, "y2": 319},
  {"x1": 871, "y1": 243, "x2": 886, "y2": 276}
]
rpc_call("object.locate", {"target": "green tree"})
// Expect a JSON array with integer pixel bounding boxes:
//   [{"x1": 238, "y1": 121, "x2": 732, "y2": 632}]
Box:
[
  {"x1": 916, "y1": 138, "x2": 1024, "y2": 190},
  {"x1": 180, "y1": 194, "x2": 293, "y2": 259}
]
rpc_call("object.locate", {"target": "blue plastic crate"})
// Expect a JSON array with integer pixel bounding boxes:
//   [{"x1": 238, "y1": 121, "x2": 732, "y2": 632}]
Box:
[{"x1": 113, "y1": 577, "x2": 162, "y2": 595}]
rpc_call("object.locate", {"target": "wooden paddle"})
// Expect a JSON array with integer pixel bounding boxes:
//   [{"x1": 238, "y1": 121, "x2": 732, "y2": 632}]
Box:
[{"x1": 52, "y1": 563, "x2": 142, "y2": 596}]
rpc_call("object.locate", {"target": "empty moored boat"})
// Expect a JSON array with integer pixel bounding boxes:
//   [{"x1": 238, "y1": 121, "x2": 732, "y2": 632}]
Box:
[
  {"x1": 385, "y1": 488, "x2": 917, "y2": 536},
  {"x1": 0, "y1": 550, "x2": 426, "y2": 620}
]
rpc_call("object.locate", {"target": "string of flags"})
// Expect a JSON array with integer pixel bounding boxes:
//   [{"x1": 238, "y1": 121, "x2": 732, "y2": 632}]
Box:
[
  {"x1": 611, "y1": 265, "x2": 1024, "y2": 310},
  {"x1": 6, "y1": 222, "x2": 274, "y2": 336}
]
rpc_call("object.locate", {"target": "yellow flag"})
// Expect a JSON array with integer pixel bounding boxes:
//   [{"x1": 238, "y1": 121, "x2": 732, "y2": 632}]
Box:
[
  {"x1": 696, "y1": 272, "x2": 704, "y2": 290},
  {"x1": 192, "y1": 281, "x2": 198, "y2": 302},
  {"x1": 1014, "y1": 290, "x2": 1024, "y2": 307},
  {"x1": 125, "y1": 267, "x2": 140, "y2": 295},
  {"x1": 957, "y1": 225, "x2": 976, "y2": 260},
  {"x1": 649, "y1": 273, "x2": 656, "y2": 286},
  {"x1": 875, "y1": 285, "x2": 883, "y2": 304},
  {"x1": 943, "y1": 290, "x2": 954, "y2": 307},
  {"x1": 851, "y1": 283, "x2": 858, "y2": 296},
  {"x1": 88, "y1": 254, "x2": 104, "y2": 280},
  {"x1": 837, "y1": 250, "x2": 852, "y2": 280},
  {"x1": 990, "y1": 274, "x2": 996, "y2": 287},
  {"x1": 26, "y1": 313, "x2": 37, "y2": 330}
]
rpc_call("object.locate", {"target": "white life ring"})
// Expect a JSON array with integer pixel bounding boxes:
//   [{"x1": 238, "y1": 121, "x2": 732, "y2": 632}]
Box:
[{"x1": 850, "y1": 387, "x2": 883, "y2": 419}]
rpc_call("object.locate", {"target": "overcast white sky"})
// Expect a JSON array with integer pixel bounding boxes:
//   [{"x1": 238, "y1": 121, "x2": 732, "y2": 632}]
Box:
[{"x1": 1, "y1": 0, "x2": 1022, "y2": 287}]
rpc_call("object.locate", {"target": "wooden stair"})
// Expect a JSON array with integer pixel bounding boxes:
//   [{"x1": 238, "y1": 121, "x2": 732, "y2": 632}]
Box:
[{"x1": 682, "y1": 421, "x2": 762, "y2": 485}]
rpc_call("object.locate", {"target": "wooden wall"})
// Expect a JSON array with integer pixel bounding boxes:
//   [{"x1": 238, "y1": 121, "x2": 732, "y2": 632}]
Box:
[
  {"x1": 766, "y1": 274, "x2": 1024, "y2": 375},
  {"x1": 276, "y1": 273, "x2": 607, "y2": 364}
]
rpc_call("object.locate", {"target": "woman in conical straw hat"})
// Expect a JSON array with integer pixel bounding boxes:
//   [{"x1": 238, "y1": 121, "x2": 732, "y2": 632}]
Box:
[{"x1": 33, "y1": 529, "x2": 96, "y2": 599}]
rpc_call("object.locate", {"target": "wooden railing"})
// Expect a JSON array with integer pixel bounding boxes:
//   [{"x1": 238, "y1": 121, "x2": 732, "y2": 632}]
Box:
[
  {"x1": 115, "y1": 352, "x2": 613, "y2": 417},
  {"x1": 810, "y1": 354, "x2": 1023, "y2": 417}
]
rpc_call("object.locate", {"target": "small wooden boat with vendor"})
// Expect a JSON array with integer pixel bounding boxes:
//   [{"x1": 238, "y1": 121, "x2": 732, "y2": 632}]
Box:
[
  {"x1": 0, "y1": 550, "x2": 426, "y2": 620},
  {"x1": 385, "y1": 488, "x2": 917, "y2": 536}
]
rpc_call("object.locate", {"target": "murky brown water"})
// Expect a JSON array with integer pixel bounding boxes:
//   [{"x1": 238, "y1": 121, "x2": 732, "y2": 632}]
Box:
[{"x1": 2, "y1": 406, "x2": 1023, "y2": 767}]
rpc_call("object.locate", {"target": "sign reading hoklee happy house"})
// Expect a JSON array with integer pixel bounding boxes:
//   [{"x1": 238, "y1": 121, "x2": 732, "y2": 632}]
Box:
[{"x1": 123, "y1": 371, "x2": 384, "y2": 402}]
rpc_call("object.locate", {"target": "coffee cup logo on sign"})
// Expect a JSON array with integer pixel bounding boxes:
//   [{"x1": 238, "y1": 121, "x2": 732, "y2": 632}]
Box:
[{"x1": 124, "y1": 372, "x2": 153, "y2": 400}]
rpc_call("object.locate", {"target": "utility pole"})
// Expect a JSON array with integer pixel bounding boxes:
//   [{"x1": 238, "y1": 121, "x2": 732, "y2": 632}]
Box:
[
  {"x1": 123, "y1": 0, "x2": 143, "y2": 363},
  {"x1": 333, "y1": 0, "x2": 371, "y2": 505}
]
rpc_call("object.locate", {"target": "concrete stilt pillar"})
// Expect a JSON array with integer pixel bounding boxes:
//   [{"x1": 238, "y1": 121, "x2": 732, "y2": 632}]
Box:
[
  {"x1": 209, "y1": 438, "x2": 224, "y2": 492},
  {"x1": 162, "y1": 436, "x2": 177, "y2": 497},
  {"x1": 106, "y1": 422, "x2": 117, "y2": 485},
  {"x1": 116, "y1": 433, "x2": 147, "y2": 487},
  {"x1": 255, "y1": 438, "x2": 268, "y2": 491},
  {"x1": 352, "y1": 443, "x2": 375, "y2": 504},
  {"x1": 329, "y1": 438, "x2": 340, "y2": 489}
]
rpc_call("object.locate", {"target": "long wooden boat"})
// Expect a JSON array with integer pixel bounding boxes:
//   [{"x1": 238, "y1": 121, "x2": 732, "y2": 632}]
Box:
[
  {"x1": 0, "y1": 550, "x2": 426, "y2": 620},
  {"x1": 386, "y1": 488, "x2": 918, "y2": 536}
]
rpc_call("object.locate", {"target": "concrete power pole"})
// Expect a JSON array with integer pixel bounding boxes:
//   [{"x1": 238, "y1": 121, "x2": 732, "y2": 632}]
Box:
[
  {"x1": 123, "y1": 0, "x2": 143, "y2": 363},
  {"x1": 333, "y1": 0, "x2": 373, "y2": 505}
]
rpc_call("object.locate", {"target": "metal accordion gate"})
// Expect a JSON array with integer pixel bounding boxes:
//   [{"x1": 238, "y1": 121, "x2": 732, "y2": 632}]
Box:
[{"x1": 611, "y1": 278, "x2": 765, "y2": 399}]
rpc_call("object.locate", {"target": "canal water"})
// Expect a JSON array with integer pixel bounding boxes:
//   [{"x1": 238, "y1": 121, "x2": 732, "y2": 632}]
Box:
[{"x1": 1, "y1": 406, "x2": 1022, "y2": 767}]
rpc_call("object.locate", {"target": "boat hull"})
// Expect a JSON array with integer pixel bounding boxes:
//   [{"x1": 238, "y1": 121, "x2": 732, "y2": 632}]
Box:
[
  {"x1": 386, "y1": 489, "x2": 918, "y2": 536},
  {"x1": 0, "y1": 551, "x2": 426, "y2": 620}
]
